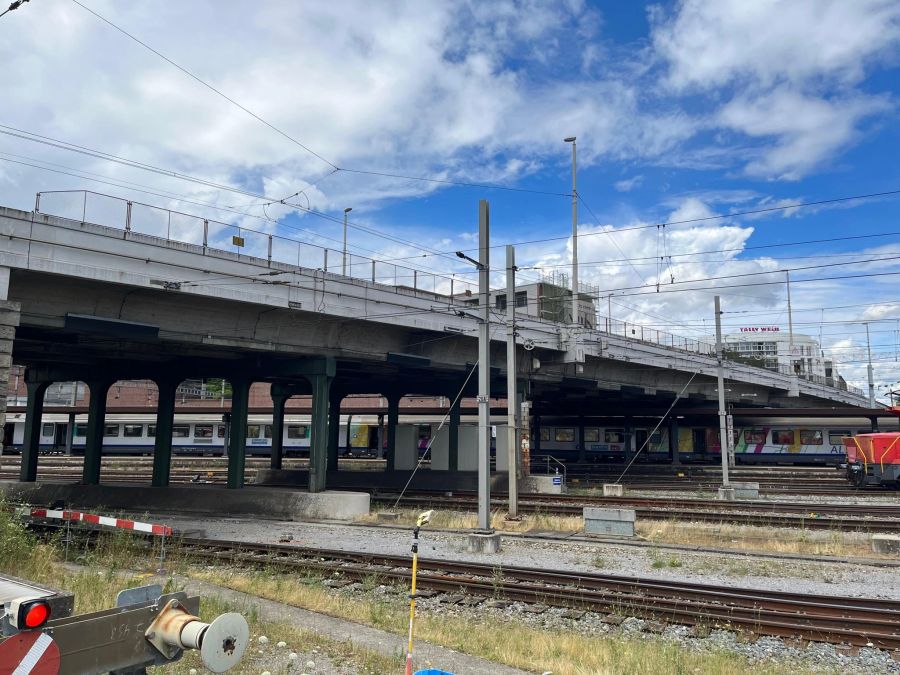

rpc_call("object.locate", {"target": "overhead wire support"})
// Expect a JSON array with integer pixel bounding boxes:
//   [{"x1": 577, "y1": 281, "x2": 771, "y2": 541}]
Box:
[{"x1": 0, "y1": 0, "x2": 29, "y2": 20}]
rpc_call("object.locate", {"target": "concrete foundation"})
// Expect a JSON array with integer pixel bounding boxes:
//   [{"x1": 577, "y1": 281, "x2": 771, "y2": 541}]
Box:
[
  {"x1": 0, "y1": 481, "x2": 370, "y2": 521},
  {"x1": 521, "y1": 474, "x2": 566, "y2": 494},
  {"x1": 717, "y1": 487, "x2": 736, "y2": 501},
  {"x1": 872, "y1": 534, "x2": 900, "y2": 555},
  {"x1": 602, "y1": 483, "x2": 625, "y2": 497},
  {"x1": 584, "y1": 507, "x2": 636, "y2": 537},
  {"x1": 466, "y1": 531, "x2": 502, "y2": 553},
  {"x1": 730, "y1": 482, "x2": 759, "y2": 499}
]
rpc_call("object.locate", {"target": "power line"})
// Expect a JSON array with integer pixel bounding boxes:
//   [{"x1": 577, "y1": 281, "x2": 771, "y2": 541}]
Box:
[{"x1": 0, "y1": 0, "x2": 29, "y2": 20}]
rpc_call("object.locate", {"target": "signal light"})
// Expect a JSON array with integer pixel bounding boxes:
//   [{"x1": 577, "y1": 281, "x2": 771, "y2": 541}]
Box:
[{"x1": 7, "y1": 597, "x2": 51, "y2": 630}]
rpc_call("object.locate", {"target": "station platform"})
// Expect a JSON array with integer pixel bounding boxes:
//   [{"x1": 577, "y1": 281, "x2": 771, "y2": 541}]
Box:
[{"x1": 0, "y1": 481, "x2": 370, "y2": 521}]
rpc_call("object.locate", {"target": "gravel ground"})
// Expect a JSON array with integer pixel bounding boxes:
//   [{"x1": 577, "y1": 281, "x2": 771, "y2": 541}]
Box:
[{"x1": 161, "y1": 514, "x2": 900, "y2": 599}]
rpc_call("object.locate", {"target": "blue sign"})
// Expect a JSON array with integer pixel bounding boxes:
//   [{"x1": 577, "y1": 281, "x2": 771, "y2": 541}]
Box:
[{"x1": 553, "y1": 476, "x2": 562, "y2": 485}]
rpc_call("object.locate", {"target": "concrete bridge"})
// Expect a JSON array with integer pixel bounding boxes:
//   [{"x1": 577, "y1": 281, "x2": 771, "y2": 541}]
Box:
[{"x1": 0, "y1": 196, "x2": 869, "y2": 492}]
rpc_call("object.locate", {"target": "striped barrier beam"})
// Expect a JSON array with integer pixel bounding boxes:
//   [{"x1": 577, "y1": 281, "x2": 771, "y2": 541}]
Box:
[{"x1": 26, "y1": 508, "x2": 173, "y2": 536}]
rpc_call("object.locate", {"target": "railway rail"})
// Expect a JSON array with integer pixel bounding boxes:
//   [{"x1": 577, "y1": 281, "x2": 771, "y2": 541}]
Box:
[{"x1": 174, "y1": 537, "x2": 900, "y2": 651}]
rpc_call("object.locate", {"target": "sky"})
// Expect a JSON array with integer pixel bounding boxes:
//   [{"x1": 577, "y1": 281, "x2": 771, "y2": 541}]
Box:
[{"x1": 1, "y1": 0, "x2": 900, "y2": 397}]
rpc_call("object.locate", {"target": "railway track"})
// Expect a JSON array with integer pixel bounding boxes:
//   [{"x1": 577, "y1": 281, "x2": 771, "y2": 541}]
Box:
[
  {"x1": 381, "y1": 494, "x2": 900, "y2": 532},
  {"x1": 174, "y1": 537, "x2": 900, "y2": 651}
]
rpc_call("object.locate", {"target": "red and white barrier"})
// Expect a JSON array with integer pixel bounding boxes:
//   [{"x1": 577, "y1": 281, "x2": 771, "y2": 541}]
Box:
[{"x1": 26, "y1": 508, "x2": 173, "y2": 536}]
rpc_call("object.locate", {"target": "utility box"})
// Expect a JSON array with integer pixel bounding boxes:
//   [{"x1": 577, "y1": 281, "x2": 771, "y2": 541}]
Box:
[{"x1": 584, "y1": 507, "x2": 636, "y2": 537}]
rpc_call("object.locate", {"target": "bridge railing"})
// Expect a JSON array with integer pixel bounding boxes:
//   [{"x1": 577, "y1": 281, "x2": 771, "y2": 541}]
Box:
[{"x1": 33, "y1": 190, "x2": 479, "y2": 298}]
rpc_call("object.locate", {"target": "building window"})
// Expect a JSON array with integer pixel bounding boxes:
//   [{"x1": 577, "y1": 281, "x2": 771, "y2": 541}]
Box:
[
  {"x1": 123, "y1": 424, "x2": 143, "y2": 438},
  {"x1": 555, "y1": 428, "x2": 575, "y2": 442},
  {"x1": 103, "y1": 424, "x2": 120, "y2": 437},
  {"x1": 194, "y1": 425, "x2": 214, "y2": 438},
  {"x1": 772, "y1": 430, "x2": 795, "y2": 445},
  {"x1": 515, "y1": 291, "x2": 528, "y2": 308},
  {"x1": 495, "y1": 295, "x2": 507, "y2": 311},
  {"x1": 172, "y1": 425, "x2": 190, "y2": 438}
]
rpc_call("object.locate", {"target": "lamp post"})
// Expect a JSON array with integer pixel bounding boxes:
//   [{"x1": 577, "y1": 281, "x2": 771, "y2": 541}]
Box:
[
  {"x1": 564, "y1": 137, "x2": 578, "y2": 328},
  {"x1": 342, "y1": 207, "x2": 353, "y2": 276}
]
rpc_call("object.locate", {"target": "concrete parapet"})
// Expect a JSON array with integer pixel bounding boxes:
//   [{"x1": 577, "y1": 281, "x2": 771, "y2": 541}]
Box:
[
  {"x1": 730, "y1": 482, "x2": 759, "y2": 499},
  {"x1": 0, "y1": 481, "x2": 370, "y2": 521},
  {"x1": 872, "y1": 534, "x2": 900, "y2": 555},
  {"x1": 717, "y1": 487, "x2": 735, "y2": 501},
  {"x1": 466, "y1": 531, "x2": 502, "y2": 554},
  {"x1": 584, "y1": 507, "x2": 636, "y2": 537},
  {"x1": 602, "y1": 483, "x2": 625, "y2": 497},
  {"x1": 521, "y1": 474, "x2": 566, "y2": 494}
]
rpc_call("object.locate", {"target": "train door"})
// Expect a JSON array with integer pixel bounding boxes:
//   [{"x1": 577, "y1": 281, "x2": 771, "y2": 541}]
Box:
[
  {"x1": 367, "y1": 427, "x2": 379, "y2": 455},
  {"x1": 692, "y1": 429, "x2": 707, "y2": 460},
  {"x1": 54, "y1": 423, "x2": 68, "y2": 451}
]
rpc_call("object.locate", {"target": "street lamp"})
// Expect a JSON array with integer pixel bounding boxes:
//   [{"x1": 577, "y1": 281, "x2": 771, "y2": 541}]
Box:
[
  {"x1": 564, "y1": 137, "x2": 578, "y2": 327},
  {"x1": 342, "y1": 207, "x2": 353, "y2": 276}
]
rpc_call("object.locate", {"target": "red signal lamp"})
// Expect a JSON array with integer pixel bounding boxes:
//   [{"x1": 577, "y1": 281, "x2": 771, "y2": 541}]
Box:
[{"x1": 8, "y1": 597, "x2": 52, "y2": 630}]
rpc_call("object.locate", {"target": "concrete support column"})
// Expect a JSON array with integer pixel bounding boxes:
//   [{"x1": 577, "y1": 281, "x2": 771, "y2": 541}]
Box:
[
  {"x1": 82, "y1": 380, "x2": 113, "y2": 485},
  {"x1": 307, "y1": 373, "x2": 332, "y2": 493},
  {"x1": 269, "y1": 391, "x2": 289, "y2": 471},
  {"x1": 327, "y1": 391, "x2": 342, "y2": 471},
  {"x1": 669, "y1": 417, "x2": 680, "y2": 466},
  {"x1": 20, "y1": 379, "x2": 50, "y2": 482},
  {"x1": 577, "y1": 416, "x2": 586, "y2": 463},
  {"x1": 385, "y1": 393, "x2": 401, "y2": 471},
  {"x1": 65, "y1": 411, "x2": 75, "y2": 456},
  {"x1": 870, "y1": 416, "x2": 880, "y2": 433},
  {"x1": 151, "y1": 378, "x2": 178, "y2": 487},
  {"x1": 376, "y1": 414, "x2": 384, "y2": 459},
  {"x1": 227, "y1": 378, "x2": 251, "y2": 489},
  {"x1": 448, "y1": 393, "x2": 461, "y2": 471},
  {"x1": 623, "y1": 417, "x2": 635, "y2": 465}
]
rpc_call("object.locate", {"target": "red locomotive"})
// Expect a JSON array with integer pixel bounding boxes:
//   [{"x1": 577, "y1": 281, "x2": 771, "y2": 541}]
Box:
[{"x1": 842, "y1": 433, "x2": 900, "y2": 488}]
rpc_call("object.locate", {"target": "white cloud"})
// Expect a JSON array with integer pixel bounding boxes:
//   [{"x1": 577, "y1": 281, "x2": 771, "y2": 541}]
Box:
[{"x1": 614, "y1": 175, "x2": 644, "y2": 192}]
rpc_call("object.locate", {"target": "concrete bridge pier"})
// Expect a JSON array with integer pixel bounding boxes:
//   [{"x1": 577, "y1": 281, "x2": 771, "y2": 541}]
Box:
[
  {"x1": 19, "y1": 378, "x2": 50, "y2": 482},
  {"x1": 385, "y1": 391, "x2": 401, "y2": 471},
  {"x1": 269, "y1": 388, "x2": 289, "y2": 471},
  {"x1": 82, "y1": 379, "x2": 113, "y2": 485},
  {"x1": 327, "y1": 390, "x2": 343, "y2": 472},
  {"x1": 151, "y1": 378, "x2": 178, "y2": 487}
]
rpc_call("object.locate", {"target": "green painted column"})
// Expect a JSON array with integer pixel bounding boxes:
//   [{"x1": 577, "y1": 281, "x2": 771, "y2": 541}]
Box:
[
  {"x1": 269, "y1": 391, "x2": 289, "y2": 471},
  {"x1": 327, "y1": 391, "x2": 342, "y2": 471},
  {"x1": 448, "y1": 393, "x2": 460, "y2": 471},
  {"x1": 385, "y1": 393, "x2": 400, "y2": 471},
  {"x1": 227, "y1": 378, "x2": 251, "y2": 489},
  {"x1": 82, "y1": 380, "x2": 112, "y2": 485},
  {"x1": 307, "y1": 373, "x2": 332, "y2": 493},
  {"x1": 151, "y1": 379, "x2": 178, "y2": 487},
  {"x1": 20, "y1": 380, "x2": 50, "y2": 482},
  {"x1": 669, "y1": 418, "x2": 680, "y2": 466}
]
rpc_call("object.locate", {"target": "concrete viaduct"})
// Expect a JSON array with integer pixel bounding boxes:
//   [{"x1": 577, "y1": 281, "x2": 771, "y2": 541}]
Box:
[{"x1": 0, "y1": 201, "x2": 870, "y2": 493}]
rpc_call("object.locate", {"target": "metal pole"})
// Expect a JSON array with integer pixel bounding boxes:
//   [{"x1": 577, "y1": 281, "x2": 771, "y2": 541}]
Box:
[
  {"x1": 607, "y1": 294, "x2": 612, "y2": 327},
  {"x1": 342, "y1": 207, "x2": 352, "y2": 276},
  {"x1": 715, "y1": 295, "x2": 730, "y2": 487},
  {"x1": 506, "y1": 245, "x2": 518, "y2": 518},
  {"x1": 477, "y1": 200, "x2": 491, "y2": 532},
  {"x1": 867, "y1": 322, "x2": 875, "y2": 407},
  {"x1": 570, "y1": 139, "x2": 578, "y2": 327},
  {"x1": 786, "y1": 271, "x2": 794, "y2": 373}
]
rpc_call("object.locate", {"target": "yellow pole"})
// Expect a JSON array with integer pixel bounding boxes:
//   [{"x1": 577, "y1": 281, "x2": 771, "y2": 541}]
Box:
[{"x1": 406, "y1": 510, "x2": 433, "y2": 675}]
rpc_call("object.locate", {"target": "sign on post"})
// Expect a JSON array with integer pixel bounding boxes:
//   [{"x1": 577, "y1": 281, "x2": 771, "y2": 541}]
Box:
[{"x1": 0, "y1": 631, "x2": 61, "y2": 675}]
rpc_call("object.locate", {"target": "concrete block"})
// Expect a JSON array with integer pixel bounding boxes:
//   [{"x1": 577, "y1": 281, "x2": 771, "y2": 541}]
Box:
[
  {"x1": 495, "y1": 424, "x2": 510, "y2": 472},
  {"x1": 872, "y1": 534, "x2": 900, "y2": 555},
  {"x1": 521, "y1": 474, "x2": 566, "y2": 494},
  {"x1": 428, "y1": 424, "x2": 450, "y2": 470},
  {"x1": 730, "y1": 482, "x2": 759, "y2": 499},
  {"x1": 718, "y1": 487, "x2": 735, "y2": 501},
  {"x1": 466, "y1": 531, "x2": 502, "y2": 553},
  {"x1": 457, "y1": 426, "x2": 478, "y2": 471},
  {"x1": 0, "y1": 482, "x2": 370, "y2": 521},
  {"x1": 584, "y1": 507, "x2": 636, "y2": 537},
  {"x1": 602, "y1": 483, "x2": 625, "y2": 497},
  {"x1": 376, "y1": 511, "x2": 399, "y2": 523},
  {"x1": 393, "y1": 426, "x2": 418, "y2": 470}
]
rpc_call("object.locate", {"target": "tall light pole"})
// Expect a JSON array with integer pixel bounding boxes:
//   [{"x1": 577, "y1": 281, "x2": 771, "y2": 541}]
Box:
[
  {"x1": 342, "y1": 207, "x2": 353, "y2": 276},
  {"x1": 506, "y1": 245, "x2": 519, "y2": 518},
  {"x1": 564, "y1": 137, "x2": 578, "y2": 327},
  {"x1": 715, "y1": 296, "x2": 730, "y2": 488},
  {"x1": 866, "y1": 322, "x2": 875, "y2": 407}
]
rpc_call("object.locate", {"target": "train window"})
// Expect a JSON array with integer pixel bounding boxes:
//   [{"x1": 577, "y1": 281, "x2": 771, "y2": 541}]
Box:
[
  {"x1": 743, "y1": 429, "x2": 766, "y2": 443},
  {"x1": 772, "y1": 430, "x2": 795, "y2": 445},
  {"x1": 147, "y1": 425, "x2": 156, "y2": 437},
  {"x1": 800, "y1": 429, "x2": 823, "y2": 445},
  {"x1": 584, "y1": 428, "x2": 600, "y2": 443},
  {"x1": 103, "y1": 424, "x2": 120, "y2": 437},
  {"x1": 263, "y1": 425, "x2": 273, "y2": 439},
  {"x1": 217, "y1": 425, "x2": 225, "y2": 438},
  {"x1": 287, "y1": 425, "x2": 308, "y2": 439},
  {"x1": 41, "y1": 423, "x2": 54, "y2": 437},
  {"x1": 649, "y1": 431, "x2": 662, "y2": 445},
  {"x1": 247, "y1": 425, "x2": 261, "y2": 439},
  {"x1": 539, "y1": 428, "x2": 550, "y2": 442},
  {"x1": 194, "y1": 425, "x2": 213, "y2": 438},
  {"x1": 74, "y1": 424, "x2": 87, "y2": 437},
  {"x1": 123, "y1": 424, "x2": 143, "y2": 438},
  {"x1": 555, "y1": 428, "x2": 575, "y2": 442},
  {"x1": 829, "y1": 430, "x2": 850, "y2": 444},
  {"x1": 605, "y1": 429, "x2": 625, "y2": 443},
  {"x1": 172, "y1": 425, "x2": 190, "y2": 438}
]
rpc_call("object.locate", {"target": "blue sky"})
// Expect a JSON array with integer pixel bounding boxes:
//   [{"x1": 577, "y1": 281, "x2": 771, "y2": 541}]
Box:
[{"x1": 1, "y1": 0, "x2": 900, "y2": 394}]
